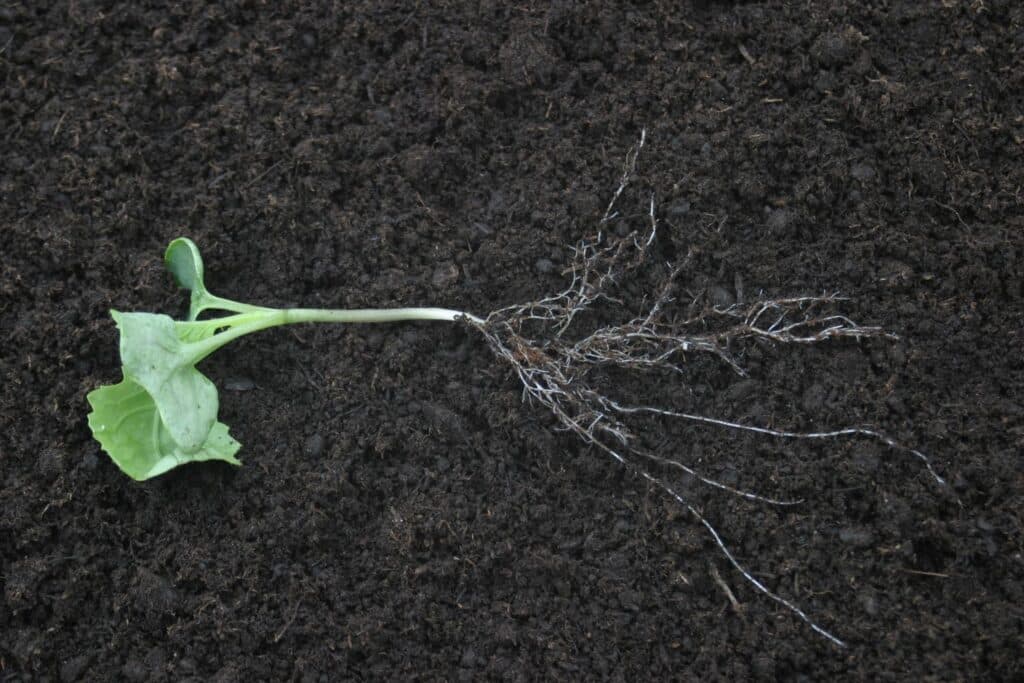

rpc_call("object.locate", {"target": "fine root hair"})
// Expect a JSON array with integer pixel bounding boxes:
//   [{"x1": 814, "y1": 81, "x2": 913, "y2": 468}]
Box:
[{"x1": 468, "y1": 131, "x2": 948, "y2": 648}]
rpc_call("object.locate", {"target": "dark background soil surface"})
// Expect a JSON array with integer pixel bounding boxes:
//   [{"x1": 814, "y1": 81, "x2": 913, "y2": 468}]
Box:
[{"x1": 2, "y1": 1, "x2": 1022, "y2": 680}]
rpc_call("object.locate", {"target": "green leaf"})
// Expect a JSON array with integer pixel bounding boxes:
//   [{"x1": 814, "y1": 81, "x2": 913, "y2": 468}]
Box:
[
  {"x1": 112, "y1": 310, "x2": 219, "y2": 453},
  {"x1": 165, "y1": 237, "x2": 272, "y2": 320},
  {"x1": 165, "y1": 237, "x2": 207, "y2": 294},
  {"x1": 87, "y1": 378, "x2": 241, "y2": 481},
  {"x1": 165, "y1": 237, "x2": 208, "y2": 321}
]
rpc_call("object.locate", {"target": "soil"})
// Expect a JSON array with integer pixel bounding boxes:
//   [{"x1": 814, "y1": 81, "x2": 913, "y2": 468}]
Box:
[{"x1": 2, "y1": 1, "x2": 1022, "y2": 680}]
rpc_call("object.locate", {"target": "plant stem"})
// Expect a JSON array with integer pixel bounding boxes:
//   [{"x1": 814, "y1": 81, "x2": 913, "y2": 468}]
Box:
[
  {"x1": 282, "y1": 307, "x2": 484, "y2": 325},
  {"x1": 199, "y1": 294, "x2": 275, "y2": 317},
  {"x1": 190, "y1": 307, "x2": 484, "y2": 363}
]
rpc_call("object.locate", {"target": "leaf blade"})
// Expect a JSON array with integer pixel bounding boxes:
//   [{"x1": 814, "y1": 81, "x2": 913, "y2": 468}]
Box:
[
  {"x1": 112, "y1": 310, "x2": 219, "y2": 453},
  {"x1": 87, "y1": 378, "x2": 241, "y2": 481},
  {"x1": 165, "y1": 237, "x2": 210, "y2": 320},
  {"x1": 165, "y1": 237, "x2": 206, "y2": 294}
]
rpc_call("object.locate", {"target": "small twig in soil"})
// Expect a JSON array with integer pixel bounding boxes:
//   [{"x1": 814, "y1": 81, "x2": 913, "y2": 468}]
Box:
[
  {"x1": 274, "y1": 599, "x2": 302, "y2": 642},
  {"x1": 710, "y1": 563, "x2": 743, "y2": 613}
]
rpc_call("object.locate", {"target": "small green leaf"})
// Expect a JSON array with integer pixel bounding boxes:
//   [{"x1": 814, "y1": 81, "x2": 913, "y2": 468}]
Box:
[
  {"x1": 165, "y1": 237, "x2": 270, "y2": 320},
  {"x1": 165, "y1": 237, "x2": 209, "y2": 321},
  {"x1": 112, "y1": 310, "x2": 219, "y2": 453},
  {"x1": 87, "y1": 378, "x2": 241, "y2": 481},
  {"x1": 165, "y1": 237, "x2": 207, "y2": 295}
]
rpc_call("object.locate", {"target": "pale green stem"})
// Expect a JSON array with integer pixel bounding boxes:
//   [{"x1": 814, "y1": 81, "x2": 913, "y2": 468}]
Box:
[
  {"x1": 190, "y1": 291, "x2": 275, "y2": 320},
  {"x1": 190, "y1": 307, "x2": 484, "y2": 364},
  {"x1": 283, "y1": 307, "x2": 483, "y2": 325}
]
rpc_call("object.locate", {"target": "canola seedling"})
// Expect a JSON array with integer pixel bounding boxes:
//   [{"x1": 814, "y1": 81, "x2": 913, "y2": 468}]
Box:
[
  {"x1": 87, "y1": 134, "x2": 949, "y2": 648},
  {"x1": 87, "y1": 237, "x2": 482, "y2": 481}
]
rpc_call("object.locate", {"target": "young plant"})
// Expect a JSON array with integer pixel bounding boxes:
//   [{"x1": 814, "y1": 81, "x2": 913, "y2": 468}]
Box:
[
  {"x1": 87, "y1": 133, "x2": 949, "y2": 648},
  {"x1": 86, "y1": 237, "x2": 482, "y2": 481}
]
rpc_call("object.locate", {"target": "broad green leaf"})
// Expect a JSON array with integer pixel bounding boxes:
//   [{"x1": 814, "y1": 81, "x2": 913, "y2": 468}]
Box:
[
  {"x1": 112, "y1": 310, "x2": 219, "y2": 453},
  {"x1": 87, "y1": 378, "x2": 241, "y2": 481}
]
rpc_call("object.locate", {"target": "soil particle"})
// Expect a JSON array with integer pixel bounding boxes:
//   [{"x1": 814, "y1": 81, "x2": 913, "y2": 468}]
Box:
[
  {"x1": 534, "y1": 257, "x2": 555, "y2": 274},
  {"x1": 850, "y1": 162, "x2": 876, "y2": 183},
  {"x1": 765, "y1": 207, "x2": 797, "y2": 236},
  {"x1": 303, "y1": 433, "x2": 325, "y2": 458},
  {"x1": 131, "y1": 568, "x2": 180, "y2": 617},
  {"x1": 838, "y1": 527, "x2": 875, "y2": 549},
  {"x1": 60, "y1": 654, "x2": 94, "y2": 683},
  {"x1": 431, "y1": 263, "x2": 460, "y2": 289},
  {"x1": 811, "y1": 26, "x2": 867, "y2": 67}
]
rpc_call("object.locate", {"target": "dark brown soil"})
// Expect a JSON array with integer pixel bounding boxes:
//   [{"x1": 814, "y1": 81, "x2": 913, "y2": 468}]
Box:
[{"x1": 2, "y1": 1, "x2": 1022, "y2": 680}]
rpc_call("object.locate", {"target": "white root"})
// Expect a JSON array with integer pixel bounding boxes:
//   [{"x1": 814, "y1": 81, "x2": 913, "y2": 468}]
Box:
[{"x1": 467, "y1": 130, "x2": 946, "y2": 648}]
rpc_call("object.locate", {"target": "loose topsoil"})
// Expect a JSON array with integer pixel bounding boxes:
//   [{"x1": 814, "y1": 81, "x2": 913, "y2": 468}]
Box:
[{"x1": 2, "y1": 2, "x2": 1022, "y2": 680}]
